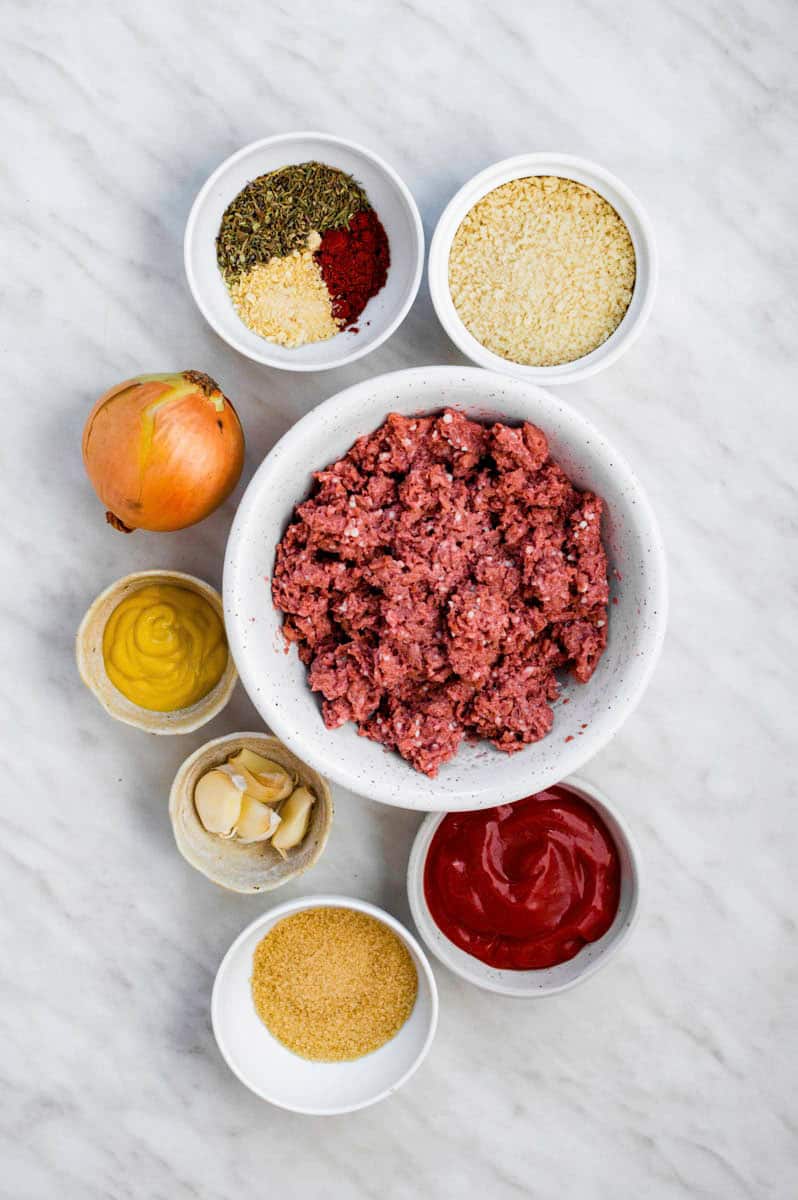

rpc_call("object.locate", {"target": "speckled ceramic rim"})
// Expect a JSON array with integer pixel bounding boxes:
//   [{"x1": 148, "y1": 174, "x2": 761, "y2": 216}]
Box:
[
  {"x1": 224, "y1": 365, "x2": 668, "y2": 809},
  {"x1": 168, "y1": 732, "x2": 333, "y2": 893},
  {"x1": 428, "y1": 152, "x2": 658, "y2": 385},
  {"x1": 407, "y1": 775, "x2": 642, "y2": 996},
  {"x1": 75, "y1": 569, "x2": 237, "y2": 735},
  {"x1": 184, "y1": 131, "x2": 424, "y2": 371},
  {"x1": 211, "y1": 894, "x2": 439, "y2": 1114}
]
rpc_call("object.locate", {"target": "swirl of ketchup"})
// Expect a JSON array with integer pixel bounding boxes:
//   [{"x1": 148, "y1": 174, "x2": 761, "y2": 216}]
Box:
[{"x1": 424, "y1": 786, "x2": 621, "y2": 969}]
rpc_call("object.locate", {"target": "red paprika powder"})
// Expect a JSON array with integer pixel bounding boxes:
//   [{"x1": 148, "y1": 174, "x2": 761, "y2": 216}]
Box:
[{"x1": 315, "y1": 209, "x2": 390, "y2": 328}]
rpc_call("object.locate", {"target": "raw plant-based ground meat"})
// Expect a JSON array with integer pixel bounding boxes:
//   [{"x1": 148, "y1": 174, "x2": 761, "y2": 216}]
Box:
[{"x1": 272, "y1": 409, "x2": 609, "y2": 777}]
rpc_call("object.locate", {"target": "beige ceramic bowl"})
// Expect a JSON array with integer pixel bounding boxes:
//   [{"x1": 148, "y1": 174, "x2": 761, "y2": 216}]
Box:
[
  {"x1": 76, "y1": 569, "x2": 237, "y2": 734},
  {"x1": 169, "y1": 732, "x2": 333, "y2": 893}
]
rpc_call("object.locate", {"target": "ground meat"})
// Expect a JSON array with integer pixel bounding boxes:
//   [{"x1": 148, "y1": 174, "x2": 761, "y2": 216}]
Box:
[{"x1": 272, "y1": 409, "x2": 610, "y2": 777}]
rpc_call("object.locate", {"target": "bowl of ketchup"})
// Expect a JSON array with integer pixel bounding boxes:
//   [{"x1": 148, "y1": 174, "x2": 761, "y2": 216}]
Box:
[{"x1": 407, "y1": 778, "x2": 640, "y2": 996}]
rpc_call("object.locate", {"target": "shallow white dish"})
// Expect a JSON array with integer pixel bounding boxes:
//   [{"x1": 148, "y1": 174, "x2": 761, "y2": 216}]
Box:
[
  {"x1": 211, "y1": 895, "x2": 438, "y2": 1114},
  {"x1": 224, "y1": 366, "x2": 667, "y2": 810},
  {"x1": 428, "y1": 153, "x2": 657, "y2": 385},
  {"x1": 406, "y1": 776, "x2": 641, "y2": 996},
  {"x1": 184, "y1": 132, "x2": 423, "y2": 371}
]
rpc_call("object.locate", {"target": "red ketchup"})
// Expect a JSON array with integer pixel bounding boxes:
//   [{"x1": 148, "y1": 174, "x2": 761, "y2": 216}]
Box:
[{"x1": 424, "y1": 787, "x2": 621, "y2": 969}]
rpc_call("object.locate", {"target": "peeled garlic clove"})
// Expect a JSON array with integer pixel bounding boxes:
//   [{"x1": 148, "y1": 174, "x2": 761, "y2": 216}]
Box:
[
  {"x1": 256, "y1": 766, "x2": 294, "y2": 803},
  {"x1": 229, "y1": 758, "x2": 293, "y2": 805},
  {"x1": 229, "y1": 750, "x2": 294, "y2": 801},
  {"x1": 194, "y1": 768, "x2": 245, "y2": 836},
  {"x1": 229, "y1": 747, "x2": 284, "y2": 778},
  {"x1": 229, "y1": 748, "x2": 268, "y2": 773},
  {"x1": 216, "y1": 763, "x2": 249, "y2": 791},
  {"x1": 234, "y1": 794, "x2": 281, "y2": 844},
  {"x1": 271, "y1": 786, "x2": 315, "y2": 858}
]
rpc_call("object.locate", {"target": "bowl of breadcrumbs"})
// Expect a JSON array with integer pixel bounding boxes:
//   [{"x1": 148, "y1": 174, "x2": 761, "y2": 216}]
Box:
[
  {"x1": 429, "y1": 153, "x2": 657, "y2": 384},
  {"x1": 211, "y1": 894, "x2": 438, "y2": 1114}
]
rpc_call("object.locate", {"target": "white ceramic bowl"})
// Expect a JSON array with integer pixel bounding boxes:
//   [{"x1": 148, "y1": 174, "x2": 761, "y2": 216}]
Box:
[
  {"x1": 211, "y1": 895, "x2": 438, "y2": 1114},
  {"x1": 184, "y1": 132, "x2": 423, "y2": 371},
  {"x1": 407, "y1": 776, "x2": 641, "y2": 996},
  {"x1": 428, "y1": 153, "x2": 657, "y2": 385},
  {"x1": 224, "y1": 367, "x2": 667, "y2": 810}
]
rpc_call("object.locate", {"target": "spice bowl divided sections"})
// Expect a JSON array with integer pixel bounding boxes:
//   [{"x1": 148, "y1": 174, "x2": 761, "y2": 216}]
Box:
[
  {"x1": 76, "y1": 569, "x2": 237, "y2": 734},
  {"x1": 169, "y1": 732, "x2": 332, "y2": 893},
  {"x1": 211, "y1": 896, "x2": 438, "y2": 1114},
  {"x1": 407, "y1": 776, "x2": 641, "y2": 997},
  {"x1": 428, "y1": 153, "x2": 657, "y2": 385},
  {"x1": 184, "y1": 132, "x2": 423, "y2": 371}
]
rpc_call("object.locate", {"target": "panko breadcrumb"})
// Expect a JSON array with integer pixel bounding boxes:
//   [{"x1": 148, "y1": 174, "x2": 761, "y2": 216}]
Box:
[
  {"x1": 251, "y1": 907, "x2": 418, "y2": 1062},
  {"x1": 448, "y1": 176, "x2": 636, "y2": 366}
]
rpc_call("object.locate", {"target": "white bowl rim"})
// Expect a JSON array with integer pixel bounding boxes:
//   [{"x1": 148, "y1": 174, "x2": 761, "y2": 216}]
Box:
[
  {"x1": 184, "y1": 131, "x2": 424, "y2": 372},
  {"x1": 211, "y1": 892, "x2": 439, "y2": 1114},
  {"x1": 428, "y1": 151, "x2": 658, "y2": 385},
  {"x1": 224, "y1": 365, "x2": 668, "y2": 808},
  {"x1": 406, "y1": 775, "x2": 642, "y2": 996}
]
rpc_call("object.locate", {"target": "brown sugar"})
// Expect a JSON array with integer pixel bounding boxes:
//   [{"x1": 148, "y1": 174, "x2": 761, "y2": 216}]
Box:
[{"x1": 251, "y1": 907, "x2": 418, "y2": 1061}]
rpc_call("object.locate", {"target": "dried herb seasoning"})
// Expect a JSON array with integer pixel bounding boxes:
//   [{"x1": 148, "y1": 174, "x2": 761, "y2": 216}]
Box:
[{"x1": 216, "y1": 161, "x2": 371, "y2": 283}]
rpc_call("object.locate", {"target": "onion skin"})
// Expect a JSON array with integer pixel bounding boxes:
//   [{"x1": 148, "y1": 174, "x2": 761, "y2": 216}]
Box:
[{"x1": 82, "y1": 371, "x2": 245, "y2": 532}]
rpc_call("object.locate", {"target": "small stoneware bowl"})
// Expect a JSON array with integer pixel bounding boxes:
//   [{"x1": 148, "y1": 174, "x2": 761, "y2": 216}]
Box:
[
  {"x1": 212, "y1": 895, "x2": 439, "y2": 1114},
  {"x1": 406, "y1": 776, "x2": 641, "y2": 997},
  {"x1": 184, "y1": 131, "x2": 424, "y2": 371},
  {"x1": 76, "y1": 569, "x2": 237, "y2": 734},
  {"x1": 428, "y1": 153, "x2": 657, "y2": 385},
  {"x1": 169, "y1": 732, "x2": 333, "y2": 894}
]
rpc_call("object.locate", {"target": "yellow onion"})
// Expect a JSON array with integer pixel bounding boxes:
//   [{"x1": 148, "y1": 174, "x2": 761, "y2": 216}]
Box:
[{"x1": 82, "y1": 371, "x2": 245, "y2": 532}]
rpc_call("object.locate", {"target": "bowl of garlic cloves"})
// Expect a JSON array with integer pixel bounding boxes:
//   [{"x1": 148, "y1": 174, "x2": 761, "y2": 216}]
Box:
[{"x1": 169, "y1": 732, "x2": 333, "y2": 892}]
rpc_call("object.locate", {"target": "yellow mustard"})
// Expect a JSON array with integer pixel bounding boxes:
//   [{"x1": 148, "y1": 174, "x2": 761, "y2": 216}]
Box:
[{"x1": 102, "y1": 584, "x2": 227, "y2": 712}]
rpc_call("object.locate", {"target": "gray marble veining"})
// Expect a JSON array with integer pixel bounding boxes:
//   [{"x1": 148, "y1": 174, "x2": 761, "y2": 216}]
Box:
[{"x1": 2, "y1": 0, "x2": 796, "y2": 1196}]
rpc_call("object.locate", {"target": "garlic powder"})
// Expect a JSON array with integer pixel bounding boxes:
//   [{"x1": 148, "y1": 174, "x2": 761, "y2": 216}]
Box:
[{"x1": 229, "y1": 247, "x2": 339, "y2": 347}]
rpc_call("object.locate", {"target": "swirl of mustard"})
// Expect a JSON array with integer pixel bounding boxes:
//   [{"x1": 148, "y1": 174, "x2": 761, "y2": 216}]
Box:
[{"x1": 102, "y1": 584, "x2": 227, "y2": 712}]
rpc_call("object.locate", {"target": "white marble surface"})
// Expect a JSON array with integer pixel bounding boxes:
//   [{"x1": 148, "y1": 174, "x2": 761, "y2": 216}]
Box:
[{"x1": 3, "y1": 1, "x2": 796, "y2": 1196}]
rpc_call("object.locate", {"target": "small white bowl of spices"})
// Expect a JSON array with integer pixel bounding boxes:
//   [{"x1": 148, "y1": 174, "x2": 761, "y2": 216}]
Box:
[
  {"x1": 428, "y1": 153, "x2": 657, "y2": 385},
  {"x1": 212, "y1": 895, "x2": 438, "y2": 1114},
  {"x1": 185, "y1": 132, "x2": 424, "y2": 371}
]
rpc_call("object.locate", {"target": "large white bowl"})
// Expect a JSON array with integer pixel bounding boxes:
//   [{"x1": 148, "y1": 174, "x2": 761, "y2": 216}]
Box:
[
  {"x1": 184, "y1": 132, "x2": 423, "y2": 371},
  {"x1": 224, "y1": 367, "x2": 667, "y2": 810},
  {"x1": 211, "y1": 895, "x2": 438, "y2": 1114},
  {"x1": 428, "y1": 153, "x2": 657, "y2": 385},
  {"x1": 406, "y1": 776, "x2": 641, "y2": 996}
]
